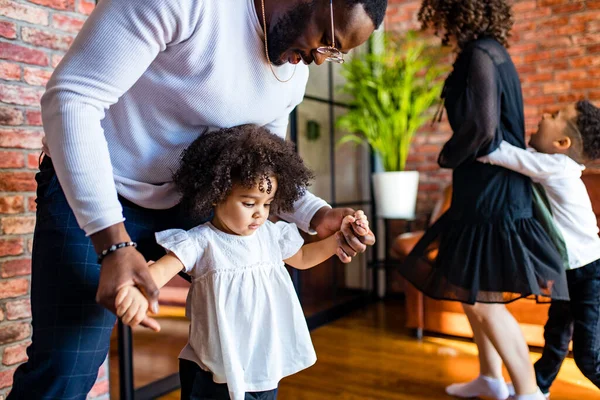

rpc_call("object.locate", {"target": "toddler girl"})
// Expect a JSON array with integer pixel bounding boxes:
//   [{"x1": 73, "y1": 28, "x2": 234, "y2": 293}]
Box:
[{"x1": 115, "y1": 124, "x2": 369, "y2": 400}]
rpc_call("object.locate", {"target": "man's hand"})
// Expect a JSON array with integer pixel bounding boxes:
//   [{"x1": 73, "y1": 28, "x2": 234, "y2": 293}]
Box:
[
  {"x1": 310, "y1": 207, "x2": 376, "y2": 263},
  {"x1": 92, "y1": 223, "x2": 161, "y2": 331}
]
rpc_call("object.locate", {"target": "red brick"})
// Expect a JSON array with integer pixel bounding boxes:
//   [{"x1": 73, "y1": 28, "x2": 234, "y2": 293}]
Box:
[
  {"x1": 543, "y1": 82, "x2": 571, "y2": 95},
  {"x1": 0, "y1": 0, "x2": 49, "y2": 25},
  {"x1": 570, "y1": 55, "x2": 600, "y2": 68},
  {"x1": 6, "y1": 299, "x2": 31, "y2": 320},
  {"x1": 25, "y1": 110, "x2": 43, "y2": 126},
  {"x1": 0, "y1": 84, "x2": 44, "y2": 107},
  {"x1": 23, "y1": 67, "x2": 52, "y2": 87},
  {"x1": 591, "y1": 90, "x2": 600, "y2": 101},
  {"x1": 558, "y1": 93, "x2": 581, "y2": 103},
  {"x1": 552, "y1": 3, "x2": 585, "y2": 14},
  {"x1": 571, "y1": 11, "x2": 600, "y2": 25},
  {"x1": 77, "y1": 0, "x2": 95, "y2": 15},
  {"x1": 0, "y1": 106, "x2": 23, "y2": 126},
  {"x1": 538, "y1": 0, "x2": 564, "y2": 5},
  {"x1": 520, "y1": 7, "x2": 552, "y2": 21},
  {"x1": 87, "y1": 379, "x2": 109, "y2": 398},
  {"x1": 572, "y1": 33, "x2": 600, "y2": 46},
  {"x1": 589, "y1": 44, "x2": 600, "y2": 54},
  {"x1": 522, "y1": 72, "x2": 553, "y2": 83},
  {"x1": 51, "y1": 13, "x2": 85, "y2": 33},
  {"x1": 27, "y1": 238, "x2": 33, "y2": 253},
  {"x1": 2, "y1": 216, "x2": 36, "y2": 234},
  {"x1": 0, "y1": 323, "x2": 29, "y2": 347},
  {"x1": 590, "y1": 0, "x2": 600, "y2": 10},
  {"x1": 0, "y1": 196, "x2": 24, "y2": 214},
  {"x1": 0, "y1": 279, "x2": 28, "y2": 299},
  {"x1": 21, "y1": 27, "x2": 74, "y2": 51},
  {"x1": 3, "y1": 342, "x2": 30, "y2": 365},
  {"x1": 537, "y1": 59, "x2": 569, "y2": 72},
  {"x1": 28, "y1": 0, "x2": 74, "y2": 11},
  {"x1": 571, "y1": 79, "x2": 600, "y2": 91},
  {"x1": 1, "y1": 258, "x2": 31, "y2": 278},
  {"x1": 509, "y1": 43, "x2": 538, "y2": 55},
  {"x1": 539, "y1": 36, "x2": 573, "y2": 49},
  {"x1": 0, "y1": 151, "x2": 24, "y2": 168},
  {"x1": 0, "y1": 21, "x2": 16, "y2": 39},
  {"x1": 527, "y1": 95, "x2": 556, "y2": 106},
  {"x1": 27, "y1": 153, "x2": 39, "y2": 169},
  {"x1": 0, "y1": 128, "x2": 44, "y2": 149},
  {"x1": 27, "y1": 197, "x2": 36, "y2": 212},
  {"x1": 516, "y1": 64, "x2": 536, "y2": 75},
  {"x1": 524, "y1": 51, "x2": 554, "y2": 63},
  {"x1": 0, "y1": 238, "x2": 23, "y2": 256},
  {"x1": 0, "y1": 308, "x2": 4, "y2": 321},
  {"x1": 0, "y1": 172, "x2": 36, "y2": 192},
  {"x1": 513, "y1": 0, "x2": 536, "y2": 12},
  {"x1": 543, "y1": 16, "x2": 569, "y2": 28},
  {"x1": 0, "y1": 62, "x2": 20, "y2": 81},
  {"x1": 554, "y1": 47, "x2": 585, "y2": 59},
  {"x1": 0, "y1": 42, "x2": 48, "y2": 67},
  {"x1": 51, "y1": 54, "x2": 63, "y2": 68},
  {"x1": 555, "y1": 70, "x2": 588, "y2": 81},
  {"x1": 0, "y1": 367, "x2": 15, "y2": 389}
]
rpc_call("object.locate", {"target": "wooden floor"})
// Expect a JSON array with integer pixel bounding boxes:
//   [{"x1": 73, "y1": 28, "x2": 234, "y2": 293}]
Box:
[{"x1": 110, "y1": 300, "x2": 599, "y2": 400}]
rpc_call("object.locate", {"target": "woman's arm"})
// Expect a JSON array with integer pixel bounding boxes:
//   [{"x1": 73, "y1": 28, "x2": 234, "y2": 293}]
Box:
[{"x1": 438, "y1": 47, "x2": 501, "y2": 169}]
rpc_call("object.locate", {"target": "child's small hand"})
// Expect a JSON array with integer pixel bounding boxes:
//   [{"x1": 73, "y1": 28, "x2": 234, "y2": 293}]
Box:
[
  {"x1": 352, "y1": 210, "x2": 369, "y2": 237},
  {"x1": 115, "y1": 286, "x2": 160, "y2": 332}
]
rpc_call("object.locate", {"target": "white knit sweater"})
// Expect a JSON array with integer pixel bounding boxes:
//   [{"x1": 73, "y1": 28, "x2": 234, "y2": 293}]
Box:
[{"x1": 41, "y1": 0, "x2": 327, "y2": 236}]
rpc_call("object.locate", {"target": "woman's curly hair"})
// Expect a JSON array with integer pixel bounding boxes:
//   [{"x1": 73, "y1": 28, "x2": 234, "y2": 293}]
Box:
[
  {"x1": 173, "y1": 125, "x2": 314, "y2": 220},
  {"x1": 418, "y1": 0, "x2": 514, "y2": 51},
  {"x1": 575, "y1": 100, "x2": 600, "y2": 162}
]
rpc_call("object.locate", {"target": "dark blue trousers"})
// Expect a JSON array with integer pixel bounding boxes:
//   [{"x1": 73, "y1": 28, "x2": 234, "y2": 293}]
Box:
[
  {"x1": 534, "y1": 258, "x2": 600, "y2": 393},
  {"x1": 8, "y1": 157, "x2": 194, "y2": 399}
]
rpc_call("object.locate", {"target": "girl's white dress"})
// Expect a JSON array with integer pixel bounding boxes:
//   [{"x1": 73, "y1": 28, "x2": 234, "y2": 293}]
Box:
[{"x1": 156, "y1": 220, "x2": 316, "y2": 400}]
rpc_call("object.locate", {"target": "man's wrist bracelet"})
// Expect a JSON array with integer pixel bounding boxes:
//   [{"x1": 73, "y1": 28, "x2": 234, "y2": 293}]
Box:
[{"x1": 97, "y1": 241, "x2": 137, "y2": 264}]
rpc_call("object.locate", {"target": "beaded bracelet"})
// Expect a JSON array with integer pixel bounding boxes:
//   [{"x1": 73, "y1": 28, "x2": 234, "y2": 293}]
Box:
[{"x1": 97, "y1": 241, "x2": 137, "y2": 264}]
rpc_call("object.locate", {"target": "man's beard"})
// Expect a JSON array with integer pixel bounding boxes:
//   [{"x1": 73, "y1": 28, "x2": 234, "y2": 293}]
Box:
[{"x1": 267, "y1": 2, "x2": 314, "y2": 65}]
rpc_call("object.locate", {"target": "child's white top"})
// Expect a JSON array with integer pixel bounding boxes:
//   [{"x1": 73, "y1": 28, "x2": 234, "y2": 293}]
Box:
[
  {"x1": 479, "y1": 141, "x2": 600, "y2": 269},
  {"x1": 156, "y1": 220, "x2": 316, "y2": 400},
  {"x1": 40, "y1": 0, "x2": 320, "y2": 236}
]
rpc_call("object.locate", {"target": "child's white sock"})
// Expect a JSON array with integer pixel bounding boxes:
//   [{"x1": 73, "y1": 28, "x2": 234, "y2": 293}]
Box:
[
  {"x1": 445, "y1": 375, "x2": 509, "y2": 399},
  {"x1": 513, "y1": 388, "x2": 547, "y2": 400}
]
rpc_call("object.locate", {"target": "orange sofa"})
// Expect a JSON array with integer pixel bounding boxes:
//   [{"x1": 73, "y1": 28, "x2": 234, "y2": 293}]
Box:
[{"x1": 392, "y1": 172, "x2": 600, "y2": 346}]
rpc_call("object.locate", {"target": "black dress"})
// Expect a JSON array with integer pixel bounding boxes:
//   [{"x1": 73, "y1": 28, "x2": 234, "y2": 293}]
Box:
[{"x1": 399, "y1": 37, "x2": 569, "y2": 304}]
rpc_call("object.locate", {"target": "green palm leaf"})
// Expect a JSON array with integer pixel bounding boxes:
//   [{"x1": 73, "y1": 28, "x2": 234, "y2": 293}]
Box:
[{"x1": 336, "y1": 31, "x2": 448, "y2": 172}]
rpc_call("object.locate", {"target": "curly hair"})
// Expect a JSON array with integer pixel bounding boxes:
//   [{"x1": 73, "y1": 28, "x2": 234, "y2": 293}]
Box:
[
  {"x1": 173, "y1": 125, "x2": 314, "y2": 220},
  {"x1": 418, "y1": 0, "x2": 513, "y2": 51},
  {"x1": 575, "y1": 100, "x2": 600, "y2": 162}
]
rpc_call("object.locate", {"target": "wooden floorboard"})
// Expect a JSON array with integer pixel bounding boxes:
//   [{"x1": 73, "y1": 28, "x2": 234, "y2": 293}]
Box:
[{"x1": 110, "y1": 300, "x2": 599, "y2": 399}]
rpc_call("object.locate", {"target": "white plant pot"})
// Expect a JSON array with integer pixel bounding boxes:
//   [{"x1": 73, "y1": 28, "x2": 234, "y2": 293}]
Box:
[{"x1": 372, "y1": 171, "x2": 420, "y2": 219}]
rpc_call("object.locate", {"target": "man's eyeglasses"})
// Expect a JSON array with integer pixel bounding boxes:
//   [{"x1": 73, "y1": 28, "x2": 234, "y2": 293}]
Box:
[{"x1": 316, "y1": 0, "x2": 344, "y2": 63}]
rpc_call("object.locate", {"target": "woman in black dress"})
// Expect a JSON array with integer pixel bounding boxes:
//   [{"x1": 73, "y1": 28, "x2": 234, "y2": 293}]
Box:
[{"x1": 398, "y1": 2, "x2": 568, "y2": 399}]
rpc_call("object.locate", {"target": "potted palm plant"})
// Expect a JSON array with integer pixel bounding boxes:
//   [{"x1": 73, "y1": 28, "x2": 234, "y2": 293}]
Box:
[{"x1": 337, "y1": 31, "x2": 447, "y2": 219}]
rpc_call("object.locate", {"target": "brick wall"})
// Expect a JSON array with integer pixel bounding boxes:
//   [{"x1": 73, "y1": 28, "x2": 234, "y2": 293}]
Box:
[
  {"x1": 0, "y1": 1, "x2": 108, "y2": 398},
  {"x1": 386, "y1": 0, "x2": 600, "y2": 225}
]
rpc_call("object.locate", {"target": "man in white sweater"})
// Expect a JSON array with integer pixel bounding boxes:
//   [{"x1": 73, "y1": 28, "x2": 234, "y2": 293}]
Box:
[{"x1": 8, "y1": 0, "x2": 387, "y2": 398}]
